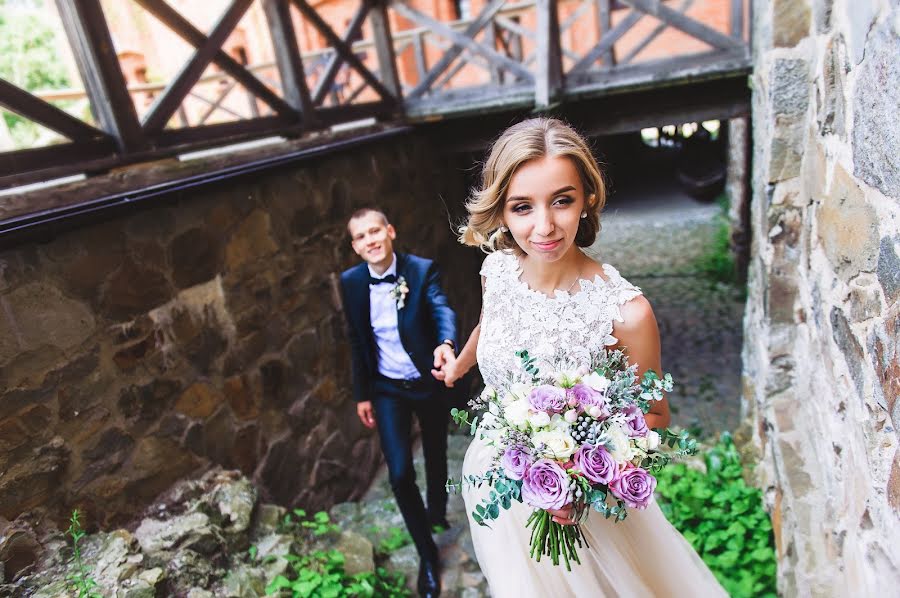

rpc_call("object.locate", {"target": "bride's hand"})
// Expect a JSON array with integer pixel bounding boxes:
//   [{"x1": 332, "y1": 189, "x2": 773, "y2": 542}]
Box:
[{"x1": 548, "y1": 504, "x2": 577, "y2": 526}]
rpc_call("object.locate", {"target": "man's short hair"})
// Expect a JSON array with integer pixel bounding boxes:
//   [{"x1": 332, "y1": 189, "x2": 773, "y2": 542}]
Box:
[{"x1": 347, "y1": 207, "x2": 390, "y2": 234}]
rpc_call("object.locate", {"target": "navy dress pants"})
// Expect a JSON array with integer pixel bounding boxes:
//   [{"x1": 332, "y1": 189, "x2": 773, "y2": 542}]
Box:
[{"x1": 372, "y1": 379, "x2": 449, "y2": 563}]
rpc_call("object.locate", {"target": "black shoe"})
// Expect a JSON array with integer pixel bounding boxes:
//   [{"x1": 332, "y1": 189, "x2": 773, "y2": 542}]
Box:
[{"x1": 417, "y1": 559, "x2": 441, "y2": 598}]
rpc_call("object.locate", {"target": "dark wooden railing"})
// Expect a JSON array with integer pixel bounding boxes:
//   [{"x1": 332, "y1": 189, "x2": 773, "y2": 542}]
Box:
[{"x1": 0, "y1": 0, "x2": 749, "y2": 189}]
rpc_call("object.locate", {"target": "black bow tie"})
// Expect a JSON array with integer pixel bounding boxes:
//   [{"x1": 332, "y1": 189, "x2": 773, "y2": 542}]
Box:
[{"x1": 369, "y1": 274, "x2": 398, "y2": 285}]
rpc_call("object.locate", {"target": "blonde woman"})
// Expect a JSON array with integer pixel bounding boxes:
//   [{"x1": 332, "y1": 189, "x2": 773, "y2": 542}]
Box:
[{"x1": 436, "y1": 118, "x2": 726, "y2": 597}]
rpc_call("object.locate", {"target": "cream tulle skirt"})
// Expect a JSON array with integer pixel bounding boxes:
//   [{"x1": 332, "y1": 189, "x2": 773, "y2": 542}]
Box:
[{"x1": 462, "y1": 437, "x2": 728, "y2": 598}]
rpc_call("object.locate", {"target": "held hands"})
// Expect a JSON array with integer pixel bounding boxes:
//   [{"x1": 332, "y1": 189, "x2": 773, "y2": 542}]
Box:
[
  {"x1": 356, "y1": 401, "x2": 376, "y2": 429},
  {"x1": 431, "y1": 344, "x2": 460, "y2": 388},
  {"x1": 548, "y1": 504, "x2": 577, "y2": 526}
]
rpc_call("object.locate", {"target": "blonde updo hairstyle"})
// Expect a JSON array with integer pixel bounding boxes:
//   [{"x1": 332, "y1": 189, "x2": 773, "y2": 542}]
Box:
[{"x1": 459, "y1": 117, "x2": 606, "y2": 254}]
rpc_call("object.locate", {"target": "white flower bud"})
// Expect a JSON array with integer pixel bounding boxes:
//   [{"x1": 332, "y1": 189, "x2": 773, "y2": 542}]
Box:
[
  {"x1": 564, "y1": 409, "x2": 578, "y2": 424},
  {"x1": 528, "y1": 410, "x2": 551, "y2": 428}
]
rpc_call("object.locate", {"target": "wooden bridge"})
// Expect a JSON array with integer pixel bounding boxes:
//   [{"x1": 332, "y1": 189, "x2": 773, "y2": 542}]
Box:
[{"x1": 0, "y1": 0, "x2": 750, "y2": 189}]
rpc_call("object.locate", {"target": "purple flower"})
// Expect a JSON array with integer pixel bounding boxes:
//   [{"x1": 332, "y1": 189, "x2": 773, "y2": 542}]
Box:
[
  {"x1": 623, "y1": 404, "x2": 649, "y2": 437},
  {"x1": 501, "y1": 446, "x2": 532, "y2": 481},
  {"x1": 573, "y1": 444, "x2": 619, "y2": 485},
  {"x1": 609, "y1": 465, "x2": 656, "y2": 509},
  {"x1": 528, "y1": 385, "x2": 568, "y2": 414},
  {"x1": 571, "y1": 384, "x2": 609, "y2": 418},
  {"x1": 521, "y1": 459, "x2": 570, "y2": 510}
]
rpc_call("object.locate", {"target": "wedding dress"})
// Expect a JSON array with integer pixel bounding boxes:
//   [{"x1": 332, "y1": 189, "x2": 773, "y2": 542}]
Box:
[{"x1": 461, "y1": 250, "x2": 727, "y2": 598}]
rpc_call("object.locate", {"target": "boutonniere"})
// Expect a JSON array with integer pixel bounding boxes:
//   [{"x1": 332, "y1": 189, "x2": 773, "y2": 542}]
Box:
[{"x1": 390, "y1": 276, "x2": 409, "y2": 310}]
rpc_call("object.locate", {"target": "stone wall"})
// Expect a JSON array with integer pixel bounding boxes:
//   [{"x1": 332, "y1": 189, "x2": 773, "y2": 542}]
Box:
[
  {"x1": 0, "y1": 133, "x2": 482, "y2": 529},
  {"x1": 745, "y1": 0, "x2": 900, "y2": 594}
]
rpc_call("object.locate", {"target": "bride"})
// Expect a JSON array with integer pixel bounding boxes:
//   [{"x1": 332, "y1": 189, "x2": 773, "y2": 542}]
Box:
[{"x1": 436, "y1": 118, "x2": 726, "y2": 597}]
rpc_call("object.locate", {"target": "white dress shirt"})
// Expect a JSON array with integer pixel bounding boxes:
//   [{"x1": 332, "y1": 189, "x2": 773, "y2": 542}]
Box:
[{"x1": 369, "y1": 254, "x2": 421, "y2": 380}]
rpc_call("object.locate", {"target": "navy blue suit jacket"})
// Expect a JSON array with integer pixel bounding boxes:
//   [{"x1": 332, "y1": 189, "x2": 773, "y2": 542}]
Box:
[{"x1": 339, "y1": 253, "x2": 458, "y2": 404}]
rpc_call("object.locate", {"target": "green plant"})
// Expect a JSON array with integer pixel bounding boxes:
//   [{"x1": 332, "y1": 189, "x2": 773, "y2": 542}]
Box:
[
  {"x1": 265, "y1": 549, "x2": 409, "y2": 598},
  {"x1": 279, "y1": 509, "x2": 340, "y2": 537},
  {"x1": 0, "y1": 0, "x2": 75, "y2": 148},
  {"x1": 375, "y1": 526, "x2": 412, "y2": 555},
  {"x1": 694, "y1": 194, "x2": 739, "y2": 287},
  {"x1": 655, "y1": 433, "x2": 777, "y2": 597},
  {"x1": 66, "y1": 510, "x2": 102, "y2": 598}
]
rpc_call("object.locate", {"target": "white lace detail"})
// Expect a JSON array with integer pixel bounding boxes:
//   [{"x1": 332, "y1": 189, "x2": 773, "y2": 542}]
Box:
[{"x1": 477, "y1": 251, "x2": 643, "y2": 389}]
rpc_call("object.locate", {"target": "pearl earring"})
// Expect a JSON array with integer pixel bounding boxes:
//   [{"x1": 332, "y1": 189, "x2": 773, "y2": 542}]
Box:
[
  {"x1": 580, "y1": 212, "x2": 587, "y2": 219},
  {"x1": 499, "y1": 225, "x2": 508, "y2": 232}
]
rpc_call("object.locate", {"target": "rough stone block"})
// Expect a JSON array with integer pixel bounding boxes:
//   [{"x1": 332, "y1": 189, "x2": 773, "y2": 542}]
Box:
[
  {"x1": 773, "y1": 0, "x2": 811, "y2": 47},
  {"x1": 101, "y1": 258, "x2": 174, "y2": 320},
  {"x1": 771, "y1": 58, "x2": 810, "y2": 117},
  {"x1": 175, "y1": 383, "x2": 224, "y2": 420},
  {"x1": 224, "y1": 210, "x2": 278, "y2": 272},
  {"x1": 852, "y1": 16, "x2": 900, "y2": 198},
  {"x1": 816, "y1": 166, "x2": 879, "y2": 283},
  {"x1": 829, "y1": 307, "x2": 867, "y2": 400},
  {"x1": 819, "y1": 35, "x2": 848, "y2": 137},
  {"x1": 877, "y1": 235, "x2": 900, "y2": 306},
  {"x1": 0, "y1": 283, "x2": 94, "y2": 366}
]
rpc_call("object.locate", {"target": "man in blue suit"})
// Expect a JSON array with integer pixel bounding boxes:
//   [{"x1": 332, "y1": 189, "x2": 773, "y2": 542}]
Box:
[{"x1": 340, "y1": 207, "x2": 457, "y2": 598}]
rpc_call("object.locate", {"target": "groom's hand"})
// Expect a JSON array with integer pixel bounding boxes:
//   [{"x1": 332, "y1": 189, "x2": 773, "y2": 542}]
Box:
[
  {"x1": 431, "y1": 344, "x2": 456, "y2": 386},
  {"x1": 356, "y1": 401, "x2": 376, "y2": 429}
]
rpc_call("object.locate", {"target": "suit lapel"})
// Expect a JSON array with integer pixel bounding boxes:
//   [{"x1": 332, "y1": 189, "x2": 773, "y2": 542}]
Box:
[
  {"x1": 394, "y1": 252, "x2": 409, "y2": 341},
  {"x1": 351, "y1": 264, "x2": 372, "y2": 337}
]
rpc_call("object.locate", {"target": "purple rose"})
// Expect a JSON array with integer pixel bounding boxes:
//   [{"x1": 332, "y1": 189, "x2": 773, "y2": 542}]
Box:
[
  {"x1": 521, "y1": 459, "x2": 570, "y2": 510},
  {"x1": 501, "y1": 446, "x2": 532, "y2": 481},
  {"x1": 573, "y1": 444, "x2": 618, "y2": 485},
  {"x1": 571, "y1": 384, "x2": 609, "y2": 418},
  {"x1": 528, "y1": 385, "x2": 568, "y2": 414},
  {"x1": 623, "y1": 405, "x2": 649, "y2": 437},
  {"x1": 609, "y1": 465, "x2": 657, "y2": 509}
]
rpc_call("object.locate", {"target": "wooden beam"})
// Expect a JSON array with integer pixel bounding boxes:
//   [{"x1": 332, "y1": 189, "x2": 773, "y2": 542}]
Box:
[
  {"x1": 730, "y1": 0, "x2": 743, "y2": 39},
  {"x1": 54, "y1": 0, "x2": 145, "y2": 151},
  {"x1": 135, "y1": 0, "x2": 296, "y2": 121},
  {"x1": 290, "y1": 0, "x2": 397, "y2": 103},
  {"x1": 263, "y1": 0, "x2": 315, "y2": 119},
  {"x1": 569, "y1": 9, "x2": 643, "y2": 75},
  {"x1": 535, "y1": 0, "x2": 563, "y2": 107},
  {"x1": 393, "y1": 2, "x2": 534, "y2": 89},
  {"x1": 369, "y1": 0, "x2": 402, "y2": 101},
  {"x1": 596, "y1": 0, "x2": 615, "y2": 67},
  {"x1": 0, "y1": 79, "x2": 108, "y2": 143},
  {"x1": 403, "y1": 0, "x2": 508, "y2": 99},
  {"x1": 620, "y1": 0, "x2": 693, "y2": 65},
  {"x1": 0, "y1": 138, "x2": 116, "y2": 183},
  {"x1": 620, "y1": 0, "x2": 743, "y2": 50},
  {"x1": 311, "y1": 3, "x2": 370, "y2": 106},
  {"x1": 142, "y1": 0, "x2": 254, "y2": 133}
]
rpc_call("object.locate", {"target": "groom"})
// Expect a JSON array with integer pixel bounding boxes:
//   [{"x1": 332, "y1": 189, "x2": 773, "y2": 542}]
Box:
[{"x1": 339, "y1": 207, "x2": 457, "y2": 598}]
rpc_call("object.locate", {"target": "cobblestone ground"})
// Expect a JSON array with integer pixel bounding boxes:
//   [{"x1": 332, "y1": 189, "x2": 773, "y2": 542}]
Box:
[{"x1": 350, "y1": 183, "x2": 746, "y2": 596}]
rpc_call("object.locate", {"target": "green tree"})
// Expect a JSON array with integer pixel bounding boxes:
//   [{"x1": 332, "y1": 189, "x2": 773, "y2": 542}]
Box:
[{"x1": 0, "y1": 0, "x2": 73, "y2": 149}]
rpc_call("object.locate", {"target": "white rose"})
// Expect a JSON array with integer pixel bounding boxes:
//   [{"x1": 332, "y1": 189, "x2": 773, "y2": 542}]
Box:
[
  {"x1": 533, "y1": 429, "x2": 577, "y2": 460},
  {"x1": 583, "y1": 372, "x2": 611, "y2": 392},
  {"x1": 528, "y1": 410, "x2": 551, "y2": 429},
  {"x1": 509, "y1": 383, "x2": 535, "y2": 402},
  {"x1": 599, "y1": 425, "x2": 634, "y2": 463},
  {"x1": 503, "y1": 398, "x2": 532, "y2": 430},
  {"x1": 480, "y1": 386, "x2": 498, "y2": 403},
  {"x1": 646, "y1": 430, "x2": 660, "y2": 451},
  {"x1": 552, "y1": 369, "x2": 581, "y2": 387}
]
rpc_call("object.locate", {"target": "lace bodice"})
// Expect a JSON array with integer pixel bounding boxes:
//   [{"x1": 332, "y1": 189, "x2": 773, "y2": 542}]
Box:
[{"x1": 476, "y1": 251, "x2": 643, "y2": 389}]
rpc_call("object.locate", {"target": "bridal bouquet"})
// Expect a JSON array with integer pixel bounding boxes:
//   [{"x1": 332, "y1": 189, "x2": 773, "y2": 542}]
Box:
[{"x1": 451, "y1": 349, "x2": 697, "y2": 570}]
